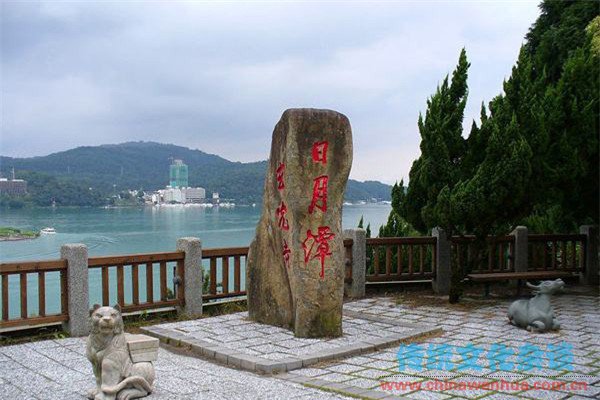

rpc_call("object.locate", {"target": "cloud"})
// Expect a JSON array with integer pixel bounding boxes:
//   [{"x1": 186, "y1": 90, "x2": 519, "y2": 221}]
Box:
[{"x1": 0, "y1": 0, "x2": 541, "y2": 183}]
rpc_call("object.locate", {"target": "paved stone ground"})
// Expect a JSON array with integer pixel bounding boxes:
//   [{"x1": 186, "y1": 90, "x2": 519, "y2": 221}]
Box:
[
  {"x1": 283, "y1": 294, "x2": 600, "y2": 400},
  {"x1": 0, "y1": 337, "x2": 353, "y2": 399},
  {"x1": 1, "y1": 294, "x2": 598, "y2": 399}
]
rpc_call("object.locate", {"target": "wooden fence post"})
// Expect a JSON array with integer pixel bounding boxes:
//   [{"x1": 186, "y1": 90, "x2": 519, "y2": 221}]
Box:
[{"x1": 60, "y1": 243, "x2": 89, "y2": 337}]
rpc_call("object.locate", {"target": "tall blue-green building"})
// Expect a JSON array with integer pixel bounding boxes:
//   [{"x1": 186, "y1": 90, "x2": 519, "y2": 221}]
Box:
[{"x1": 169, "y1": 159, "x2": 188, "y2": 188}]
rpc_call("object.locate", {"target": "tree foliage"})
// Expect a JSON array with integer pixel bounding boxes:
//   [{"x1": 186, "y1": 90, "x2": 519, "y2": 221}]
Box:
[
  {"x1": 384, "y1": 1, "x2": 598, "y2": 301},
  {"x1": 401, "y1": 48, "x2": 470, "y2": 233},
  {"x1": 391, "y1": 1, "x2": 598, "y2": 239},
  {"x1": 4, "y1": 171, "x2": 105, "y2": 207}
]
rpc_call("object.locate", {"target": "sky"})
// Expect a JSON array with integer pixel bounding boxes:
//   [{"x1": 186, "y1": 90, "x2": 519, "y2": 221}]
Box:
[{"x1": 1, "y1": 1, "x2": 541, "y2": 184}]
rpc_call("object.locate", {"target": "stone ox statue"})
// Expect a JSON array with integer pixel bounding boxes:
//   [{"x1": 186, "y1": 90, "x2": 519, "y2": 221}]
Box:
[
  {"x1": 507, "y1": 279, "x2": 564, "y2": 332},
  {"x1": 87, "y1": 304, "x2": 157, "y2": 400}
]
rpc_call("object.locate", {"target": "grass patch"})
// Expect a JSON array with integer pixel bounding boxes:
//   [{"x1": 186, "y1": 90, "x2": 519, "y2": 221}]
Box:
[
  {"x1": 0, "y1": 226, "x2": 39, "y2": 239},
  {"x1": 391, "y1": 288, "x2": 501, "y2": 311},
  {"x1": 204, "y1": 299, "x2": 247, "y2": 316},
  {"x1": 0, "y1": 325, "x2": 69, "y2": 347},
  {"x1": 1, "y1": 299, "x2": 249, "y2": 345},
  {"x1": 125, "y1": 300, "x2": 246, "y2": 334},
  {"x1": 302, "y1": 382, "x2": 371, "y2": 400}
]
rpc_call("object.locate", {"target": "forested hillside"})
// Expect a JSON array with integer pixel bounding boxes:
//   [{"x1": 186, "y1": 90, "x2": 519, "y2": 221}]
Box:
[{"x1": 1, "y1": 141, "x2": 391, "y2": 206}]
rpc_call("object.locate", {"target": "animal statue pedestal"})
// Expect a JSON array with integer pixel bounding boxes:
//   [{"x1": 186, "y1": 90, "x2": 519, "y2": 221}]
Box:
[
  {"x1": 87, "y1": 305, "x2": 157, "y2": 400},
  {"x1": 507, "y1": 279, "x2": 564, "y2": 333}
]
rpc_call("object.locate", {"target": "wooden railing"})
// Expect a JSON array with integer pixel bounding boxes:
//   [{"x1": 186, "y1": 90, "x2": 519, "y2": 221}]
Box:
[
  {"x1": 528, "y1": 234, "x2": 586, "y2": 272},
  {"x1": 1, "y1": 230, "x2": 591, "y2": 332},
  {"x1": 203, "y1": 247, "x2": 248, "y2": 301},
  {"x1": 365, "y1": 237, "x2": 437, "y2": 282},
  {"x1": 0, "y1": 259, "x2": 69, "y2": 329},
  {"x1": 451, "y1": 235, "x2": 515, "y2": 274},
  {"x1": 88, "y1": 251, "x2": 185, "y2": 313}
]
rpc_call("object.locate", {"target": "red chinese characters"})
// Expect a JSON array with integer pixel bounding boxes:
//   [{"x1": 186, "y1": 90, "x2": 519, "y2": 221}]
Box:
[
  {"x1": 275, "y1": 162, "x2": 289, "y2": 267},
  {"x1": 276, "y1": 163, "x2": 285, "y2": 190},
  {"x1": 302, "y1": 226, "x2": 335, "y2": 278},
  {"x1": 308, "y1": 175, "x2": 328, "y2": 214},
  {"x1": 312, "y1": 141, "x2": 328, "y2": 164},
  {"x1": 273, "y1": 139, "x2": 334, "y2": 277},
  {"x1": 276, "y1": 201, "x2": 290, "y2": 231},
  {"x1": 282, "y1": 240, "x2": 291, "y2": 268}
]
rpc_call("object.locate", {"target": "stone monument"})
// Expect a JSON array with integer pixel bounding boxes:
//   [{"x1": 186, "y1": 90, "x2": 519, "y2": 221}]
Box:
[
  {"x1": 87, "y1": 304, "x2": 157, "y2": 400},
  {"x1": 247, "y1": 108, "x2": 352, "y2": 338}
]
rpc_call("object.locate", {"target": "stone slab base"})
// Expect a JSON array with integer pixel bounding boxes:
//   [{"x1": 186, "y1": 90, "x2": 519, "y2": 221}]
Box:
[{"x1": 141, "y1": 310, "x2": 440, "y2": 375}]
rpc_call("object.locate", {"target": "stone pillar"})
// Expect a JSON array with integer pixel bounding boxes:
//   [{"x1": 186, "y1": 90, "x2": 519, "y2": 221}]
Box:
[
  {"x1": 579, "y1": 225, "x2": 599, "y2": 285},
  {"x1": 176, "y1": 237, "x2": 203, "y2": 317},
  {"x1": 432, "y1": 227, "x2": 450, "y2": 295},
  {"x1": 60, "y1": 243, "x2": 89, "y2": 337},
  {"x1": 343, "y1": 229, "x2": 366, "y2": 298},
  {"x1": 511, "y1": 226, "x2": 528, "y2": 273}
]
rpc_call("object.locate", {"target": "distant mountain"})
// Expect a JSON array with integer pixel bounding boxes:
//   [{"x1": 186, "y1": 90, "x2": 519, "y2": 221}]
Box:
[{"x1": 1, "y1": 141, "x2": 391, "y2": 203}]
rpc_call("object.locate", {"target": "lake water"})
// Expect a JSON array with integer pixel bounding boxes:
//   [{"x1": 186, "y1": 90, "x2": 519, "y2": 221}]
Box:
[{"x1": 0, "y1": 204, "x2": 391, "y2": 319}]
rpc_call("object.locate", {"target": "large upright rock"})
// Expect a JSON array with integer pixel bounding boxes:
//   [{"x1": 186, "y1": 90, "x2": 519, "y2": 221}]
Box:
[{"x1": 247, "y1": 108, "x2": 352, "y2": 338}]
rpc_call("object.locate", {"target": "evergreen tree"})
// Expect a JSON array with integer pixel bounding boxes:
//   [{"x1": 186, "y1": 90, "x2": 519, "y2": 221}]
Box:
[
  {"x1": 390, "y1": 1, "x2": 598, "y2": 301},
  {"x1": 390, "y1": 181, "x2": 406, "y2": 217},
  {"x1": 397, "y1": 1, "x2": 598, "y2": 237},
  {"x1": 486, "y1": 2, "x2": 599, "y2": 231},
  {"x1": 402, "y1": 48, "x2": 470, "y2": 232},
  {"x1": 378, "y1": 210, "x2": 417, "y2": 238}
]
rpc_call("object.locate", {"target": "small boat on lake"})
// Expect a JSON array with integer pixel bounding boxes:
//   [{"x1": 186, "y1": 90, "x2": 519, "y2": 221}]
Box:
[{"x1": 40, "y1": 227, "x2": 56, "y2": 234}]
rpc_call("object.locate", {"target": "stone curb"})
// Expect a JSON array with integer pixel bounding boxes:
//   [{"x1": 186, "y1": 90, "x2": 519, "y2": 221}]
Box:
[
  {"x1": 140, "y1": 312, "x2": 441, "y2": 376},
  {"x1": 278, "y1": 373, "x2": 409, "y2": 400}
]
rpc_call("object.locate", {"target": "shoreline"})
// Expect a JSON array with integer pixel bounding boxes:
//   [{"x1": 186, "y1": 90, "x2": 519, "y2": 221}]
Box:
[
  {"x1": 0, "y1": 235, "x2": 39, "y2": 242},
  {"x1": 0, "y1": 227, "x2": 40, "y2": 241},
  {"x1": 1, "y1": 200, "x2": 391, "y2": 210}
]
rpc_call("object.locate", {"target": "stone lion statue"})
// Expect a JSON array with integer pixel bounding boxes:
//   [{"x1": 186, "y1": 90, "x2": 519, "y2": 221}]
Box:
[{"x1": 87, "y1": 304, "x2": 155, "y2": 400}]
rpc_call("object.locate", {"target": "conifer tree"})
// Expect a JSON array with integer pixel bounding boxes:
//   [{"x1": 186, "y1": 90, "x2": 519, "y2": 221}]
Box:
[
  {"x1": 402, "y1": 48, "x2": 470, "y2": 232},
  {"x1": 388, "y1": 1, "x2": 598, "y2": 301}
]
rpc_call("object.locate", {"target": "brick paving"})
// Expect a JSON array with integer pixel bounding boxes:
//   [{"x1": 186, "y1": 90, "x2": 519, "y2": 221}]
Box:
[
  {"x1": 282, "y1": 294, "x2": 600, "y2": 399},
  {"x1": 0, "y1": 293, "x2": 598, "y2": 399},
  {"x1": 0, "y1": 337, "x2": 352, "y2": 399}
]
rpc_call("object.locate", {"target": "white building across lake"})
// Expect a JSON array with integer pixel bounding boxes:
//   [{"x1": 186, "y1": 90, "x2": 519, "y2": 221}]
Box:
[{"x1": 154, "y1": 186, "x2": 207, "y2": 204}]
